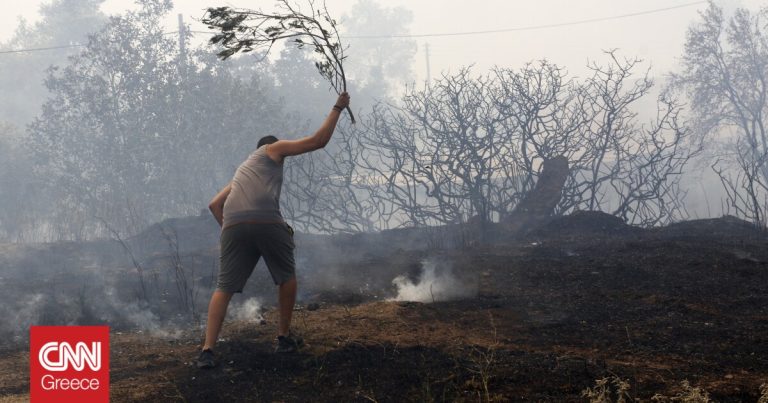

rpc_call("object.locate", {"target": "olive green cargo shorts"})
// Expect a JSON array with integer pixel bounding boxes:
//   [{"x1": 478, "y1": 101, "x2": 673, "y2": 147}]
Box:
[{"x1": 217, "y1": 222, "x2": 296, "y2": 293}]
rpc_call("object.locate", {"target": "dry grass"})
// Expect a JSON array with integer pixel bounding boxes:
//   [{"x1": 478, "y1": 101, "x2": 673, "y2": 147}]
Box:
[
  {"x1": 582, "y1": 375, "x2": 632, "y2": 403},
  {"x1": 758, "y1": 383, "x2": 768, "y2": 403},
  {"x1": 651, "y1": 380, "x2": 711, "y2": 402}
]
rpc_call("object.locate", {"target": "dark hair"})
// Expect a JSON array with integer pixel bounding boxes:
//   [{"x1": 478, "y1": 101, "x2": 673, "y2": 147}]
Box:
[{"x1": 257, "y1": 135, "x2": 279, "y2": 148}]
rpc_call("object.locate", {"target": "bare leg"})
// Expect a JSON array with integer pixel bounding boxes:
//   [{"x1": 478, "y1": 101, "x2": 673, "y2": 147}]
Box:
[
  {"x1": 203, "y1": 290, "x2": 233, "y2": 350},
  {"x1": 278, "y1": 276, "x2": 297, "y2": 337}
]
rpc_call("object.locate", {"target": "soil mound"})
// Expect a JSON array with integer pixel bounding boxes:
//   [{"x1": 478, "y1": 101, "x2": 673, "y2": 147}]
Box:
[
  {"x1": 654, "y1": 215, "x2": 767, "y2": 239},
  {"x1": 530, "y1": 210, "x2": 639, "y2": 238}
]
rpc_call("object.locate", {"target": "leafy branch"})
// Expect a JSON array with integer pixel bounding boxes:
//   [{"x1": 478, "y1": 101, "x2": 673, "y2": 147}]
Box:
[{"x1": 203, "y1": 0, "x2": 355, "y2": 123}]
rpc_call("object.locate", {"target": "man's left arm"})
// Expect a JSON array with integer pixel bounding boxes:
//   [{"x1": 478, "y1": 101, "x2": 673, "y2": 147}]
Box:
[{"x1": 208, "y1": 182, "x2": 232, "y2": 227}]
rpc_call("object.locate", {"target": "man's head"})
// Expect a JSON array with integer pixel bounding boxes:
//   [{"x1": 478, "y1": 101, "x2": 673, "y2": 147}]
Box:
[{"x1": 258, "y1": 135, "x2": 279, "y2": 148}]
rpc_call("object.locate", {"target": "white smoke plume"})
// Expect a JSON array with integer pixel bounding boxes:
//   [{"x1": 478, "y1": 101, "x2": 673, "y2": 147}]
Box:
[
  {"x1": 228, "y1": 297, "x2": 264, "y2": 322},
  {"x1": 100, "y1": 286, "x2": 182, "y2": 338},
  {"x1": 390, "y1": 258, "x2": 477, "y2": 303}
]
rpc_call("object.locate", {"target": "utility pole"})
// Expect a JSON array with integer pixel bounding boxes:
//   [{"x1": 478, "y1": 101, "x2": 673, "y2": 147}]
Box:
[
  {"x1": 178, "y1": 14, "x2": 186, "y2": 58},
  {"x1": 177, "y1": 13, "x2": 187, "y2": 74},
  {"x1": 424, "y1": 42, "x2": 431, "y2": 86}
]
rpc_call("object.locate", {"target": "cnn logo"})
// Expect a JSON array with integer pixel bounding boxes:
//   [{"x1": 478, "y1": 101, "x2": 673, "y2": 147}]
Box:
[
  {"x1": 30, "y1": 326, "x2": 109, "y2": 403},
  {"x1": 39, "y1": 341, "x2": 101, "y2": 371}
]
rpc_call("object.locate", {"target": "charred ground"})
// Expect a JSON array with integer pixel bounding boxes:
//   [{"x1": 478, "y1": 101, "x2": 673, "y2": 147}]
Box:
[{"x1": 1, "y1": 212, "x2": 767, "y2": 402}]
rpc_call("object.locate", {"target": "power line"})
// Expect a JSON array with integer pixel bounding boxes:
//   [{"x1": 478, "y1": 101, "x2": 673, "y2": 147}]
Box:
[
  {"x1": 344, "y1": 1, "x2": 706, "y2": 39},
  {"x1": 0, "y1": 31, "x2": 183, "y2": 55},
  {"x1": 0, "y1": 1, "x2": 707, "y2": 54},
  {"x1": 0, "y1": 44, "x2": 83, "y2": 54}
]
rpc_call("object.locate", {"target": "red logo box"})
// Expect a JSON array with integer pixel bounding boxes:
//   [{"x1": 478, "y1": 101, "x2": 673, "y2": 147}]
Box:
[{"x1": 30, "y1": 326, "x2": 109, "y2": 403}]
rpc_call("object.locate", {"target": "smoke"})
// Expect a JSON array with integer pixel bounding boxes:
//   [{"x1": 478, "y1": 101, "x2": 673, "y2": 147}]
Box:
[
  {"x1": 99, "y1": 286, "x2": 183, "y2": 338},
  {"x1": 4, "y1": 293, "x2": 46, "y2": 343},
  {"x1": 390, "y1": 258, "x2": 477, "y2": 303},
  {"x1": 228, "y1": 297, "x2": 264, "y2": 322},
  {"x1": 0, "y1": 274, "x2": 185, "y2": 345},
  {"x1": 0, "y1": 215, "x2": 480, "y2": 351}
]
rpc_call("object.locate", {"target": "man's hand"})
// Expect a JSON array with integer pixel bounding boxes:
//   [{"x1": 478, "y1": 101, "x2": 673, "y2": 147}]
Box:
[
  {"x1": 209, "y1": 182, "x2": 232, "y2": 227},
  {"x1": 335, "y1": 92, "x2": 350, "y2": 109}
]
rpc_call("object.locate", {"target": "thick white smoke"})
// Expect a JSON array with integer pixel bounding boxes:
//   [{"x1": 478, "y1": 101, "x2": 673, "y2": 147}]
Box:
[{"x1": 390, "y1": 258, "x2": 477, "y2": 303}]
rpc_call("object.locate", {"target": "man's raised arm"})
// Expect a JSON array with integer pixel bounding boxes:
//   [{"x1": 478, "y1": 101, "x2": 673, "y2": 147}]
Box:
[{"x1": 266, "y1": 92, "x2": 351, "y2": 163}]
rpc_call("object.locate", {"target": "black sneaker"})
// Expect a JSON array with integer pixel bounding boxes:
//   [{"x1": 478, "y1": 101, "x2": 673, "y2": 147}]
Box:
[
  {"x1": 275, "y1": 332, "x2": 304, "y2": 353},
  {"x1": 196, "y1": 348, "x2": 216, "y2": 369}
]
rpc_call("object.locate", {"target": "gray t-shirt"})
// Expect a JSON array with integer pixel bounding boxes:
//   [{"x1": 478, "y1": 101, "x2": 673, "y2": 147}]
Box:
[{"x1": 223, "y1": 146, "x2": 285, "y2": 228}]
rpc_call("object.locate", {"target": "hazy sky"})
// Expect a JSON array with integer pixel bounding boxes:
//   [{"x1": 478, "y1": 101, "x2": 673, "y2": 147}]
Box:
[{"x1": 0, "y1": 0, "x2": 759, "y2": 83}]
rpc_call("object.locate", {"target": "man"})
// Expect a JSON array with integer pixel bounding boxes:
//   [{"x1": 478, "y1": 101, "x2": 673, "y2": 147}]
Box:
[{"x1": 197, "y1": 92, "x2": 351, "y2": 368}]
